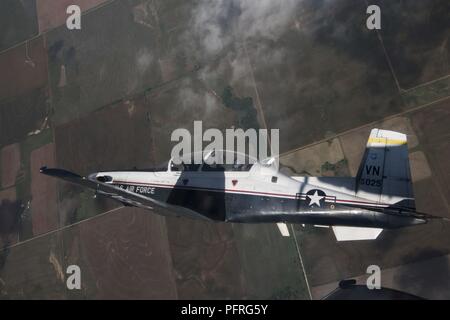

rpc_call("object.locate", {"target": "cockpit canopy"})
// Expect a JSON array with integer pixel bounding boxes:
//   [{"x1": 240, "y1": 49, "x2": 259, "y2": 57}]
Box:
[{"x1": 169, "y1": 150, "x2": 257, "y2": 172}]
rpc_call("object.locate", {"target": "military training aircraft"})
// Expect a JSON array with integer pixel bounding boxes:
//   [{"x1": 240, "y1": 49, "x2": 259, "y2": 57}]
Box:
[{"x1": 41, "y1": 129, "x2": 434, "y2": 241}]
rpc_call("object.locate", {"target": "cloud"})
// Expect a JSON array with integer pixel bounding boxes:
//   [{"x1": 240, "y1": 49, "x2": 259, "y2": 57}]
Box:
[
  {"x1": 136, "y1": 48, "x2": 153, "y2": 74},
  {"x1": 238, "y1": 0, "x2": 300, "y2": 40},
  {"x1": 188, "y1": 0, "x2": 301, "y2": 56}
]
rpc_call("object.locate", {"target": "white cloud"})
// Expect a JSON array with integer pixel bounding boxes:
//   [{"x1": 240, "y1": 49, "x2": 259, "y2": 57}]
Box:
[{"x1": 189, "y1": 0, "x2": 301, "y2": 56}]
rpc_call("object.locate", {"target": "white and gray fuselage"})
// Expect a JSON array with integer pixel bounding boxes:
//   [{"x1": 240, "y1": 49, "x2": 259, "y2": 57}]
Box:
[{"x1": 89, "y1": 158, "x2": 424, "y2": 229}]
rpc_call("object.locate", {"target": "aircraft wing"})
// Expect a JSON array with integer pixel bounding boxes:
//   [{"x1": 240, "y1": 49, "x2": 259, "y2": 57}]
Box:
[{"x1": 40, "y1": 167, "x2": 211, "y2": 221}]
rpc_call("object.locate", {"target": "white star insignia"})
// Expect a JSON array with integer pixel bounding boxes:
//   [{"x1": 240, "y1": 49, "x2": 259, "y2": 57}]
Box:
[{"x1": 307, "y1": 190, "x2": 324, "y2": 207}]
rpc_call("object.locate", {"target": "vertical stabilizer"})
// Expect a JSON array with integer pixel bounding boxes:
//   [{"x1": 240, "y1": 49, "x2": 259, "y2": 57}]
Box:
[{"x1": 356, "y1": 129, "x2": 415, "y2": 209}]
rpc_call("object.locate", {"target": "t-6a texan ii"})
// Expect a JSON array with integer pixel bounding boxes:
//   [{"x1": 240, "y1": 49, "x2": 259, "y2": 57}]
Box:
[{"x1": 41, "y1": 129, "x2": 435, "y2": 241}]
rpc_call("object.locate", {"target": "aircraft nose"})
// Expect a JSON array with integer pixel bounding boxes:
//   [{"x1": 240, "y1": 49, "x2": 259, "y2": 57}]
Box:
[{"x1": 87, "y1": 173, "x2": 99, "y2": 181}]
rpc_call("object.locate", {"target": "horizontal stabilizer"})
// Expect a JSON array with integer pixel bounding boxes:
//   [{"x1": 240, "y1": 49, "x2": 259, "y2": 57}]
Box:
[{"x1": 332, "y1": 226, "x2": 383, "y2": 241}]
